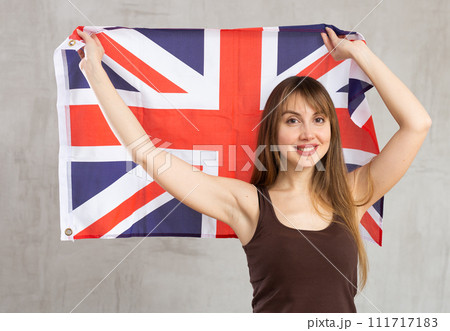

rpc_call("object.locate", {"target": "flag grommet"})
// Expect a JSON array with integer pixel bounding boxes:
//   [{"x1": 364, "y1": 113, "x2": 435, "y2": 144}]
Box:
[
  {"x1": 68, "y1": 40, "x2": 76, "y2": 47},
  {"x1": 65, "y1": 228, "x2": 73, "y2": 236}
]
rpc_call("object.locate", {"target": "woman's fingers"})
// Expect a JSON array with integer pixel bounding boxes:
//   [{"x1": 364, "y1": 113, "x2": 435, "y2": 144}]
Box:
[
  {"x1": 325, "y1": 27, "x2": 340, "y2": 45},
  {"x1": 77, "y1": 29, "x2": 96, "y2": 44},
  {"x1": 76, "y1": 29, "x2": 105, "y2": 65},
  {"x1": 321, "y1": 31, "x2": 333, "y2": 53},
  {"x1": 77, "y1": 29, "x2": 104, "y2": 52},
  {"x1": 91, "y1": 34, "x2": 105, "y2": 51},
  {"x1": 323, "y1": 27, "x2": 348, "y2": 49},
  {"x1": 322, "y1": 27, "x2": 355, "y2": 61},
  {"x1": 76, "y1": 29, "x2": 89, "y2": 42}
]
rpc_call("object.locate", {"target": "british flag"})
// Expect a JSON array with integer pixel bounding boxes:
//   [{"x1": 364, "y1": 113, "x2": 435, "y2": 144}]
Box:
[{"x1": 54, "y1": 23, "x2": 383, "y2": 245}]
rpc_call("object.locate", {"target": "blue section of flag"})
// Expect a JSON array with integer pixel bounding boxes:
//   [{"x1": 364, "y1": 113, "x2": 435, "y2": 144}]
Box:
[
  {"x1": 104, "y1": 26, "x2": 128, "y2": 31},
  {"x1": 373, "y1": 197, "x2": 384, "y2": 218},
  {"x1": 71, "y1": 161, "x2": 138, "y2": 210},
  {"x1": 337, "y1": 78, "x2": 373, "y2": 117},
  {"x1": 66, "y1": 50, "x2": 90, "y2": 89},
  {"x1": 347, "y1": 78, "x2": 373, "y2": 101},
  {"x1": 277, "y1": 28, "x2": 323, "y2": 75},
  {"x1": 345, "y1": 163, "x2": 360, "y2": 173},
  {"x1": 277, "y1": 24, "x2": 358, "y2": 75},
  {"x1": 118, "y1": 198, "x2": 203, "y2": 237},
  {"x1": 65, "y1": 50, "x2": 138, "y2": 92},
  {"x1": 279, "y1": 24, "x2": 357, "y2": 35},
  {"x1": 348, "y1": 92, "x2": 365, "y2": 117},
  {"x1": 135, "y1": 28, "x2": 205, "y2": 75}
]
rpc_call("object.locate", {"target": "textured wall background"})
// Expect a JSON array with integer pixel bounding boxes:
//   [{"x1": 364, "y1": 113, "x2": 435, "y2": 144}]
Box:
[{"x1": 0, "y1": 0, "x2": 448, "y2": 312}]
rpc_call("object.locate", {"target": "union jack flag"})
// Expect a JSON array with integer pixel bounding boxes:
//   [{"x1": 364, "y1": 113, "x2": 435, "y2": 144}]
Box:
[{"x1": 54, "y1": 24, "x2": 383, "y2": 245}]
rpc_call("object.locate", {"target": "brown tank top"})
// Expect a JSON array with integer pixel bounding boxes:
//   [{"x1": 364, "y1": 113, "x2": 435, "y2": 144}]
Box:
[{"x1": 242, "y1": 185, "x2": 358, "y2": 313}]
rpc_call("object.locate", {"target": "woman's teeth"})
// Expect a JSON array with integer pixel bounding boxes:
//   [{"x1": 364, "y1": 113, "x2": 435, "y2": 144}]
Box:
[{"x1": 298, "y1": 146, "x2": 315, "y2": 151}]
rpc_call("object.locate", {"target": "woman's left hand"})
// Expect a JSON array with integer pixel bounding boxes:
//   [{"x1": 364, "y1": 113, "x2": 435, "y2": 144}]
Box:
[{"x1": 320, "y1": 27, "x2": 366, "y2": 61}]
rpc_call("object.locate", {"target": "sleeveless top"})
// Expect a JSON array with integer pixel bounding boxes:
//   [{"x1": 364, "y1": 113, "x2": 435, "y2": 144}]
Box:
[{"x1": 242, "y1": 185, "x2": 358, "y2": 313}]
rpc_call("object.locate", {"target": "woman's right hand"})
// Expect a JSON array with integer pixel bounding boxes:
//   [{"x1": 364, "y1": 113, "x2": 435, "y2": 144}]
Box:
[
  {"x1": 76, "y1": 29, "x2": 105, "y2": 74},
  {"x1": 320, "y1": 26, "x2": 366, "y2": 62}
]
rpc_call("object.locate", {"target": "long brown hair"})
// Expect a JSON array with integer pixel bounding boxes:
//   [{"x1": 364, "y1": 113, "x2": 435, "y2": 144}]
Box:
[{"x1": 250, "y1": 76, "x2": 374, "y2": 291}]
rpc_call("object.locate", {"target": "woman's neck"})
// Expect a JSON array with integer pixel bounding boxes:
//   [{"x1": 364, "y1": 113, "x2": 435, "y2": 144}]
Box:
[{"x1": 270, "y1": 166, "x2": 315, "y2": 194}]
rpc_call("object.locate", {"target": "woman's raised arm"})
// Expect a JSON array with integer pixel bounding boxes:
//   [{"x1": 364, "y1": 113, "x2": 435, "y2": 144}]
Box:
[
  {"x1": 75, "y1": 29, "x2": 258, "y2": 241},
  {"x1": 322, "y1": 27, "x2": 432, "y2": 217}
]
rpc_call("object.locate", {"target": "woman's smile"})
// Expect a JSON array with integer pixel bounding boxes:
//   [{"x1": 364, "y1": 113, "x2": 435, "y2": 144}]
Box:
[{"x1": 295, "y1": 144, "x2": 319, "y2": 156}]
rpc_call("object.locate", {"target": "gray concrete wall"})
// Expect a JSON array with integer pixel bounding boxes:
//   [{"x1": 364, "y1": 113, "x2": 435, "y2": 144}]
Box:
[{"x1": 1, "y1": 0, "x2": 448, "y2": 312}]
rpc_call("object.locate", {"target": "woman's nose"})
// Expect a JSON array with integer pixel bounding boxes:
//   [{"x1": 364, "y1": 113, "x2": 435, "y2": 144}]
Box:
[{"x1": 300, "y1": 123, "x2": 315, "y2": 140}]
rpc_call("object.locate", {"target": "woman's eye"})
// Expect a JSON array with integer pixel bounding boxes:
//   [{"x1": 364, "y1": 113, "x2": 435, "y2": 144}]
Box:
[
  {"x1": 286, "y1": 117, "x2": 325, "y2": 124},
  {"x1": 315, "y1": 117, "x2": 325, "y2": 123}
]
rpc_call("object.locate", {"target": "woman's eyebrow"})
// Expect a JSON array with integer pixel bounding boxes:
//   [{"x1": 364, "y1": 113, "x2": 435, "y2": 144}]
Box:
[{"x1": 281, "y1": 110, "x2": 321, "y2": 117}]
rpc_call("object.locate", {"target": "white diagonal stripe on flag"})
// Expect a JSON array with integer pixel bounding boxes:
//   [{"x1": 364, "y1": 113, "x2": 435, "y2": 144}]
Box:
[
  {"x1": 102, "y1": 28, "x2": 221, "y2": 109},
  {"x1": 317, "y1": 59, "x2": 352, "y2": 109},
  {"x1": 367, "y1": 205, "x2": 383, "y2": 228},
  {"x1": 350, "y1": 97, "x2": 372, "y2": 128},
  {"x1": 343, "y1": 148, "x2": 376, "y2": 166},
  {"x1": 71, "y1": 167, "x2": 153, "y2": 235},
  {"x1": 359, "y1": 223, "x2": 376, "y2": 245},
  {"x1": 69, "y1": 147, "x2": 219, "y2": 235},
  {"x1": 101, "y1": 191, "x2": 174, "y2": 238},
  {"x1": 260, "y1": 30, "x2": 330, "y2": 109}
]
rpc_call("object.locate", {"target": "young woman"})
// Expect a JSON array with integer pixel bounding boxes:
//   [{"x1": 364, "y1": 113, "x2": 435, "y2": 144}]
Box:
[{"x1": 76, "y1": 26, "x2": 431, "y2": 313}]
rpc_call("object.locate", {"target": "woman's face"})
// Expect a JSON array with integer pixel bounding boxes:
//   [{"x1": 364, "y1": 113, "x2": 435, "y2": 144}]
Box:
[{"x1": 276, "y1": 93, "x2": 331, "y2": 170}]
